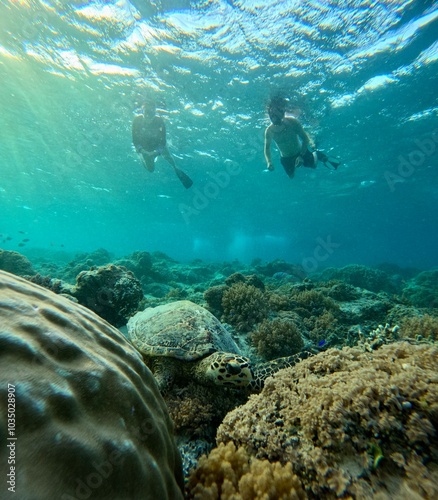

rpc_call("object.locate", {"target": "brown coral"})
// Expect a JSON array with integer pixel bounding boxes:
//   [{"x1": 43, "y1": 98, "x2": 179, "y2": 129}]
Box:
[
  {"x1": 0, "y1": 270, "x2": 183, "y2": 499},
  {"x1": 221, "y1": 283, "x2": 268, "y2": 332},
  {"x1": 71, "y1": 264, "x2": 143, "y2": 327},
  {"x1": 165, "y1": 383, "x2": 247, "y2": 441},
  {"x1": 217, "y1": 342, "x2": 438, "y2": 498},
  {"x1": 0, "y1": 249, "x2": 34, "y2": 276},
  {"x1": 400, "y1": 314, "x2": 438, "y2": 341},
  {"x1": 251, "y1": 318, "x2": 304, "y2": 360},
  {"x1": 186, "y1": 442, "x2": 306, "y2": 499}
]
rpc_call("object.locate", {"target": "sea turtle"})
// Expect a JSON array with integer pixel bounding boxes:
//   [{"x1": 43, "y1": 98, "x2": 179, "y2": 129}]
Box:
[{"x1": 127, "y1": 300, "x2": 309, "y2": 392}]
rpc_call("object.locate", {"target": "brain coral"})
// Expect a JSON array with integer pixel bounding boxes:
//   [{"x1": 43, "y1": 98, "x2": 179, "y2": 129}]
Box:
[
  {"x1": 0, "y1": 270, "x2": 183, "y2": 499},
  {"x1": 217, "y1": 342, "x2": 438, "y2": 499}
]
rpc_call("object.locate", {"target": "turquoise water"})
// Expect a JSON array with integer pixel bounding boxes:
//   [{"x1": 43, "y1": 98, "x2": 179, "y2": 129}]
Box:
[{"x1": 1, "y1": 0, "x2": 437, "y2": 268}]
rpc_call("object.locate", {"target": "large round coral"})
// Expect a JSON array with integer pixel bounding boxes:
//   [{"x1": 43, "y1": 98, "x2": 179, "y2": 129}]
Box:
[
  {"x1": 71, "y1": 264, "x2": 143, "y2": 327},
  {"x1": 0, "y1": 270, "x2": 183, "y2": 499},
  {"x1": 0, "y1": 250, "x2": 34, "y2": 276},
  {"x1": 217, "y1": 342, "x2": 438, "y2": 498}
]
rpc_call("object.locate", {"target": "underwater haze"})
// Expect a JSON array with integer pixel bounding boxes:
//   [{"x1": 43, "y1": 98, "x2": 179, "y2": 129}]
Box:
[{"x1": 0, "y1": 0, "x2": 437, "y2": 269}]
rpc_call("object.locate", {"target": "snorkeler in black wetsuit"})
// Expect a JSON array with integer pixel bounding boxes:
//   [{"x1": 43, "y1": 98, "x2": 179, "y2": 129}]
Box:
[
  {"x1": 132, "y1": 101, "x2": 193, "y2": 189},
  {"x1": 264, "y1": 98, "x2": 340, "y2": 178}
]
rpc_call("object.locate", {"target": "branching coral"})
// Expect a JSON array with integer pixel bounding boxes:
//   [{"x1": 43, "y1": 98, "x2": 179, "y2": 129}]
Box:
[
  {"x1": 251, "y1": 318, "x2": 304, "y2": 360},
  {"x1": 303, "y1": 310, "x2": 339, "y2": 344},
  {"x1": 217, "y1": 342, "x2": 438, "y2": 498},
  {"x1": 186, "y1": 442, "x2": 306, "y2": 499},
  {"x1": 400, "y1": 314, "x2": 438, "y2": 341},
  {"x1": 291, "y1": 289, "x2": 340, "y2": 318},
  {"x1": 221, "y1": 283, "x2": 268, "y2": 332},
  {"x1": 165, "y1": 383, "x2": 247, "y2": 441}
]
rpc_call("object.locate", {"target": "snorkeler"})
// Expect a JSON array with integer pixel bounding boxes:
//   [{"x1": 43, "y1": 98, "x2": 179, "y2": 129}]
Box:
[
  {"x1": 264, "y1": 97, "x2": 340, "y2": 178},
  {"x1": 132, "y1": 100, "x2": 193, "y2": 189}
]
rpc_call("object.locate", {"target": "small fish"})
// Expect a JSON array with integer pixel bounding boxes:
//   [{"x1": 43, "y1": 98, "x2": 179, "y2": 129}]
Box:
[
  {"x1": 318, "y1": 340, "x2": 327, "y2": 347},
  {"x1": 6, "y1": 236, "x2": 12, "y2": 241},
  {"x1": 18, "y1": 231, "x2": 26, "y2": 234},
  {"x1": 18, "y1": 243, "x2": 25, "y2": 247},
  {"x1": 22, "y1": 238, "x2": 30, "y2": 242}
]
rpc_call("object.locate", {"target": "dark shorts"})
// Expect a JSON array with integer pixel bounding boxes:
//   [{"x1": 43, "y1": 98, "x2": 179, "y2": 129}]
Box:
[{"x1": 280, "y1": 149, "x2": 316, "y2": 178}]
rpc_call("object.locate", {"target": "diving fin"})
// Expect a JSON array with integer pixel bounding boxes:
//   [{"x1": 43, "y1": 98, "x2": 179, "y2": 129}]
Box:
[
  {"x1": 316, "y1": 151, "x2": 340, "y2": 170},
  {"x1": 174, "y1": 166, "x2": 193, "y2": 189}
]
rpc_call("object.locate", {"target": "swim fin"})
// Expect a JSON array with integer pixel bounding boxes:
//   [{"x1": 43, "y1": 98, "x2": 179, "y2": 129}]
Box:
[
  {"x1": 316, "y1": 151, "x2": 340, "y2": 170},
  {"x1": 174, "y1": 166, "x2": 193, "y2": 189}
]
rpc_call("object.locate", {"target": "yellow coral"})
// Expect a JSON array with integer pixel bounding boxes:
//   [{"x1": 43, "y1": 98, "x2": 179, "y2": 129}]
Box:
[
  {"x1": 400, "y1": 314, "x2": 438, "y2": 341},
  {"x1": 186, "y1": 442, "x2": 306, "y2": 499},
  {"x1": 217, "y1": 342, "x2": 438, "y2": 498}
]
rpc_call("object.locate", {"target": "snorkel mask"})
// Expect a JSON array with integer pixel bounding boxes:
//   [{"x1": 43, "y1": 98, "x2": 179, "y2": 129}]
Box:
[{"x1": 268, "y1": 105, "x2": 285, "y2": 125}]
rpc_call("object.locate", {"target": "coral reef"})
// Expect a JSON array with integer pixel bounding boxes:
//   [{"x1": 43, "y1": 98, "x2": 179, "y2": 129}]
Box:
[
  {"x1": 204, "y1": 285, "x2": 228, "y2": 317},
  {"x1": 317, "y1": 264, "x2": 396, "y2": 294},
  {"x1": 186, "y1": 442, "x2": 306, "y2": 499},
  {"x1": 0, "y1": 270, "x2": 183, "y2": 499},
  {"x1": 217, "y1": 342, "x2": 438, "y2": 499},
  {"x1": 225, "y1": 272, "x2": 265, "y2": 291},
  {"x1": 0, "y1": 249, "x2": 34, "y2": 276},
  {"x1": 60, "y1": 248, "x2": 113, "y2": 283},
  {"x1": 115, "y1": 251, "x2": 153, "y2": 281},
  {"x1": 70, "y1": 264, "x2": 143, "y2": 327},
  {"x1": 165, "y1": 383, "x2": 247, "y2": 442},
  {"x1": 22, "y1": 273, "x2": 63, "y2": 295},
  {"x1": 290, "y1": 289, "x2": 340, "y2": 318},
  {"x1": 399, "y1": 314, "x2": 438, "y2": 341},
  {"x1": 251, "y1": 318, "x2": 304, "y2": 360},
  {"x1": 325, "y1": 280, "x2": 361, "y2": 301},
  {"x1": 402, "y1": 269, "x2": 438, "y2": 308},
  {"x1": 254, "y1": 259, "x2": 306, "y2": 280},
  {"x1": 221, "y1": 283, "x2": 269, "y2": 332}
]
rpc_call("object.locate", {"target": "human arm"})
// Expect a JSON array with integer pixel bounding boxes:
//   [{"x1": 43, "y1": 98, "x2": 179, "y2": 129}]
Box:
[
  {"x1": 264, "y1": 126, "x2": 274, "y2": 170},
  {"x1": 132, "y1": 115, "x2": 145, "y2": 153},
  {"x1": 292, "y1": 118, "x2": 311, "y2": 156}
]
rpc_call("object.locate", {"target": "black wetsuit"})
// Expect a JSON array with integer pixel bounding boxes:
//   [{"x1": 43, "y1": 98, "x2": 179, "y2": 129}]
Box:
[
  {"x1": 280, "y1": 149, "x2": 316, "y2": 178},
  {"x1": 132, "y1": 115, "x2": 166, "y2": 154}
]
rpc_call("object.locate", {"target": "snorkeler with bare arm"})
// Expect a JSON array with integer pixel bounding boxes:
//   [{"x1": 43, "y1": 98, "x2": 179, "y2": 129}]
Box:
[
  {"x1": 132, "y1": 100, "x2": 193, "y2": 189},
  {"x1": 264, "y1": 97, "x2": 340, "y2": 179}
]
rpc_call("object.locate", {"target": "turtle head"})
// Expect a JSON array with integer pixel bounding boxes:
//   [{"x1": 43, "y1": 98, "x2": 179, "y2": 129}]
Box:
[{"x1": 198, "y1": 352, "x2": 253, "y2": 388}]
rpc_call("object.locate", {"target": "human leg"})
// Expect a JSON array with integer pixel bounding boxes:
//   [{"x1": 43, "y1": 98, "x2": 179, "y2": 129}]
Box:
[
  {"x1": 280, "y1": 156, "x2": 297, "y2": 178},
  {"x1": 140, "y1": 152, "x2": 155, "y2": 172}
]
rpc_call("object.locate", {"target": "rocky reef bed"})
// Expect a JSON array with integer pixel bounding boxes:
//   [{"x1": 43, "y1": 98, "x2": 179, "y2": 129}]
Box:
[{"x1": 1, "y1": 248, "x2": 438, "y2": 498}]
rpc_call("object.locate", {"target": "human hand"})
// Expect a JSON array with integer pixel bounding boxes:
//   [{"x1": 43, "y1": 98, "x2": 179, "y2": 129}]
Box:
[{"x1": 295, "y1": 155, "x2": 304, "y2": 168}]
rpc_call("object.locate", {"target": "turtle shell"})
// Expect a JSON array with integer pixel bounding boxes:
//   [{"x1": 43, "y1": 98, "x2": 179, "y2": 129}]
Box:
[{"x1": 127, "y1": 300, "x2": 241, "y2": 361}]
